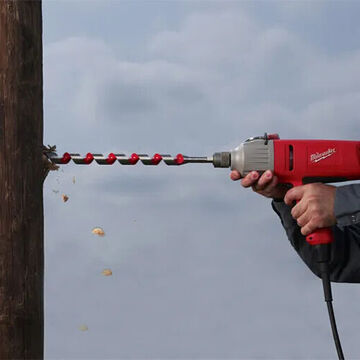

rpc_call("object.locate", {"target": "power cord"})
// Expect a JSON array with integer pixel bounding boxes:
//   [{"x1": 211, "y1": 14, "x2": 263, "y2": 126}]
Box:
[{"x1": 316, "y1": 244, "x2": 345, "y2": 360}]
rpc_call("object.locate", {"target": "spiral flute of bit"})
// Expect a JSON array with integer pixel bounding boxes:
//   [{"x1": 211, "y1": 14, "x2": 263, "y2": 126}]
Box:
[{"x1": 47, "y1": 152, "x2": 213, "y2": 166}]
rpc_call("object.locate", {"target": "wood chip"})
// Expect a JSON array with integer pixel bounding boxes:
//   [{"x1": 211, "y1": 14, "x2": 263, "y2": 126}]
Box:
[
  {"x1": 79, "y1": 325, "x2": 88, "y2": 331},
  {"x1": 92, "y1": 227, "x2": 105, "y2": 236},
  {"x1": 102, "y1": 269, "x2": 112, "y2": 276},
  {"x1": 62, "y1": 194, "x2": 69, "y2": 202},
  {"x1": 72, "y1": 176, "x2": 76, "y2": 184}
]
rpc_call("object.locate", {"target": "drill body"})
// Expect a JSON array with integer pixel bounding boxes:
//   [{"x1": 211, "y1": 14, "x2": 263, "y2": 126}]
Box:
[
  {"x1": 227, "y1": 134, "x2": 360, "y2": 245},
  {"x1": 230, "y1": 135, "x2": 360, "y2": 185}
]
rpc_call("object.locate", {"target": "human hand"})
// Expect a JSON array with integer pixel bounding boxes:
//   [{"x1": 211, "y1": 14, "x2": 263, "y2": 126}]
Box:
[
  {"x1": 230, "y1": 169, "x2": 290, "y2": 200},
  {"x1": 284, "y1": 183, "x2": 337, "y2": 236}
]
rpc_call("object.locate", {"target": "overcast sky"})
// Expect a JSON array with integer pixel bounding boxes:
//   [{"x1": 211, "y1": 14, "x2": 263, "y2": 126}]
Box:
[{"x1": 43, "y1": 1, "x2": 360, "y2": 359}]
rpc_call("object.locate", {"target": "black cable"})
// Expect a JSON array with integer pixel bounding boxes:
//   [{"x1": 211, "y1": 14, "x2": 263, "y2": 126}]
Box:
[
  {"x1": 320, "y1": 269, "x2": 344, "y2": 360},
  {"x1": 326, "y1": 299, "x2": 344, "y2": 360},
  {"x1": 317, "y1": 245, "x2": 345, "y2": 360}
]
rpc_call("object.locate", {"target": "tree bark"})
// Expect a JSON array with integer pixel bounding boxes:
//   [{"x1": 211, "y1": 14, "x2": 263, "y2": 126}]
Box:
[{"x1": 0, "y1": 1, "x2": 44, "y2": 358}]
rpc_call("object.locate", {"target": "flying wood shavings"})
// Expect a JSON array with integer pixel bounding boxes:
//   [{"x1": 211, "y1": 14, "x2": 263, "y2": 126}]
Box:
[
  {"x1": 102, "y1": 269, "x2": 112, "y2": 276},
  {"x1": 92, "y1": 227, "x2": 105, "y2": 236},
  {"x1": 72, "y1": 176, "x2": 76, "y2": 184},
  {"x1": 62, "y1": 194, "x2": 69, "y2": 202},
  {"x1": 79, "y1": 325, "x2": 88, "y2": 331}
]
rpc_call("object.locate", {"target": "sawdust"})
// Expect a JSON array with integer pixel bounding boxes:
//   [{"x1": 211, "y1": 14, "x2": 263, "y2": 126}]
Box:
[
  {"x1": 102, "y1": 269, "x2": 112, "y2": 276},
  {"x1": 92, "y1": 227, "x2": 105, "y2": 236},
  {"x1": 62, "y1": 194, "x2": 69, "y2": 202},
  {"x1": 72, "y1": 176, "x2": 76, "y2": 184},
  {"x1": 79, "y1": 325, "x2": 88, "y2": 331}
]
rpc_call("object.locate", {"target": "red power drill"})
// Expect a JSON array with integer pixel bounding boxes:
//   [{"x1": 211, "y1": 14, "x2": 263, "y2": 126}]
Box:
[
  {"x1": 48, "y1": 133, "x2": 360, "y2": 359},
  {"x1": 213, "y1": 133, "x2": 360, "y2": 245}
]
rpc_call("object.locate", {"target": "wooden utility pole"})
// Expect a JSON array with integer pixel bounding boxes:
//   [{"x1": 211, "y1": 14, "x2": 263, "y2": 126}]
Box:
[{"x1": 0, "y1": 1, "x2": 44, "y2": 358}]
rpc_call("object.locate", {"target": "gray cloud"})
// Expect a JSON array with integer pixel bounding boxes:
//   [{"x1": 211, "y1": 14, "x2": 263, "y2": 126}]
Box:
[{"x1": 98, "y1": 82, "x2": 156, "y2": 117}]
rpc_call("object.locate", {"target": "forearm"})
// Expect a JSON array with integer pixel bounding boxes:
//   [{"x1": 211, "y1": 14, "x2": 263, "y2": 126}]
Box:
[{"x1": 335, "y1": 184, "x2": 360, "y2": 227}]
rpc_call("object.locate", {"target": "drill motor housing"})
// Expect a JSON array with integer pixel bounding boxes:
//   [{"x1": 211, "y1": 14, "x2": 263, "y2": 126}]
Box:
[{"x1": 227, "y1": 135, "x2": 360, "y2": 187}]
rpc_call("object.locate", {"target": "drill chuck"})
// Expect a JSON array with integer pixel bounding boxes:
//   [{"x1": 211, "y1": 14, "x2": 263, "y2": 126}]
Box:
[{"x1": 212, "y1": 152, "x2": 231, "y2": 168}]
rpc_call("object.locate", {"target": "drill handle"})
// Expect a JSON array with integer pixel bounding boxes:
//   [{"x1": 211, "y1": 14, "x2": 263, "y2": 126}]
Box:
[
  {"x1": 306, "y1": 227, "x2": 334, "y2": 246},
  {"x1": 289, "y1": 181, "x2": 335, "y2": 246}
]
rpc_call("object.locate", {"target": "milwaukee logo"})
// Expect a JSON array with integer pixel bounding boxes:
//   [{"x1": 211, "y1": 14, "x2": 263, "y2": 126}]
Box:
[{"x1": 310, "y1": 148, "x2": 336, "y2": 163}]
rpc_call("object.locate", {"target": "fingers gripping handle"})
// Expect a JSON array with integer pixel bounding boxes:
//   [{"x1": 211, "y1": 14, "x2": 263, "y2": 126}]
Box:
[
  {"x1": 291, "y1": 190, "x2": 334, "y2": 246},
  {"x1": 306, "y1": 227, "x2": 334, "y2": 245},
  {"x1": 290, "y1": 201, "x2": 333, "y2": 245}
]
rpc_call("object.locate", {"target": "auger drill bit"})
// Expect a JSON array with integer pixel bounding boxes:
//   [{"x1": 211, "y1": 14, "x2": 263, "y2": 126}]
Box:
[{"x1": 47, "y1": 152, "x2": 231, "y2": 168}]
